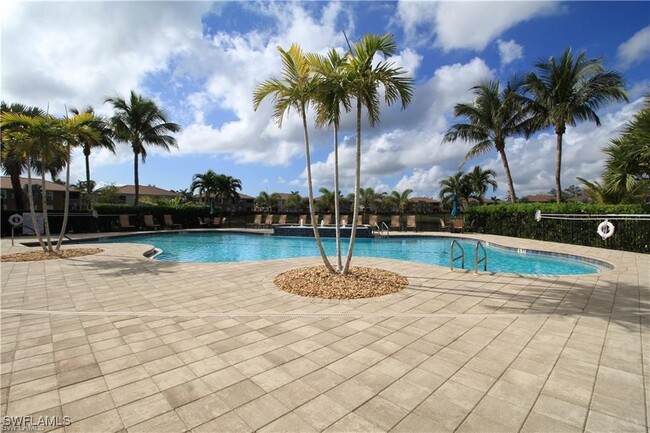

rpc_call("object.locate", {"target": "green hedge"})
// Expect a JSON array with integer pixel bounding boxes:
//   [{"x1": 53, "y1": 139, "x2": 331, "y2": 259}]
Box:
[{"x1": 464, "y1": 203, "x2": 650, "y2": 253}]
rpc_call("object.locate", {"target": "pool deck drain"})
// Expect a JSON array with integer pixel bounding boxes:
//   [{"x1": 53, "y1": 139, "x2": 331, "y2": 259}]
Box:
[{"x1": 1, "y1": 232, "x2": 648, "y2": 433}]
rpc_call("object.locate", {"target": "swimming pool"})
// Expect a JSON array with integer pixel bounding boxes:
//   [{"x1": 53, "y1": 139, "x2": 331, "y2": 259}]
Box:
[{"x1": 91, "y1": 232, "x2": 606, "y2": 275}]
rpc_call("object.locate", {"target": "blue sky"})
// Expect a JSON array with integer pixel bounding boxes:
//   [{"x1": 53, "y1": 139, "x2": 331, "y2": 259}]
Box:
[{"x1": 2, "y1": 1, "x2": 649, "y2": 199}]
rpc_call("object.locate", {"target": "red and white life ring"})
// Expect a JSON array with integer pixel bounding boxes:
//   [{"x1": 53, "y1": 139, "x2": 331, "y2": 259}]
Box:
[{"x1": 597, "y1": 219, "x2": 615, "y2": 240}]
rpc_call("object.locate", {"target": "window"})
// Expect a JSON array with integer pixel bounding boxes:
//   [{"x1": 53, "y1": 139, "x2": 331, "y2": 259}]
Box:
[
  {"x1": 0, "y1": 190, "x2": 7, "y2": 199},
  {"x1": 46, "y1": 191, "x2": 54, "y2": 201}
]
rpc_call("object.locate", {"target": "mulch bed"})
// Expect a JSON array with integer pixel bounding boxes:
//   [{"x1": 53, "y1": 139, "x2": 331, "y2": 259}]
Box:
[
  {"x1": 1, "y1": 248, "x2": 103, "y2": 262},
  {"x1": 274, "y1": 265, "x2": 408, "y2": 299}
]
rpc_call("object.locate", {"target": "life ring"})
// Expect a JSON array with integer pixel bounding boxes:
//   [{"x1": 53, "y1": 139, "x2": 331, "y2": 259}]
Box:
[
  {"x1": 8, "y1": 214, "x2": 23, "y2": 226},
  {"x1": 597, "y1": 219, "x2": 615, "y2": 240}
]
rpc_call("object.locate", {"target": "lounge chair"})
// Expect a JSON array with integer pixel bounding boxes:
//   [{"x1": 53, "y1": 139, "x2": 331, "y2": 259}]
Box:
[
  {"x1": 212, "y1": 217, "x2": 222, "y2": 227},
  {"x1": 340, "y1": 215, "x2": 349, "y2": 226},
  {"x1": 119, "y1": 214, "x2": 135, "y2": 231},
  {"x1": 356, "y1": 215, "x2": 363, "y2": 226},
  {"x1": 297, "y1": 214, "x2": 307, "y2": 226},
  {"x1": 247, "y1": 214, "x2": 262, "y2": 228},
  {"x1": 277, "y1": 214, "x2": 287, "y2": 225},
  {"x1": 406, "y1": 215, "x2": 417, "y2": 231},
  {"x1": 144, "y1": 215, "x2": 160, "y2": 230},
  {"x1": 451, "y1": 219, "x2": 465, "y2": 233},
  {"x1": 322, "y1": 215, "x2": 331, "y2": 225},
  {"x1": 368, "y1": 215, "x2": 378, "y2": 227},
  {"x1": 198, "y1": 217, "x2": 209, "y2": 228},
  {"x1": 390, "y1": 215, "x2": 401, "y2": 231},
  {"x1": 164, "y1": 214, "x2": 181, "y2": 230},
  {"x1": 264, "y1": 214, "x2": 274, "y2": 228},
  {"x1": 439, "y1": 218, "x2": 450, "y2": 232}
]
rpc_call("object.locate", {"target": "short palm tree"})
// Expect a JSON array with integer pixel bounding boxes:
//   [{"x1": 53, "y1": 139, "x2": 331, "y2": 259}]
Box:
[
  {"x1": 465, "y1": 166, "x2": 498, "y2": 203},
  {"x1": 524, "y1": 48, "x2": 628, "y2": 202},
  {"x1": 69, "y1": 106, "x2": 115, "y2": 210},
  {"x1": 1, "y1": 102, "x2": 44, "y2": 210},
  {"x1": 439, "y1": 171, "x2": 472, "y2": 209},
  {"x1": 387, "y1": 189, "x2": 413, "y2": 213},
  {"x1": 286, "y1": 191, "x2": 302, "y2": 211},
  {"x1": 255, "y1": 191, "x2": 280, "y2": 213},
  {"x1": 359, "y1": 187, "x2": 381, "y2": 214},
  {"x1": 214, "y1": 175, "x2": 241, "y2": 217},
  {"x1": 191, "y1": 169, "x2": 220, "y2": 212},
  {"x1": 343, "y1": 33, "x2": 414, "y2": 274},
  {"x1": 444, "y1": 79, "x2": 529, "y2": 203},
  {"x1": 253, "y1": 44, "x2": 335, "y2": 273},
  {"x1": 105, "y1": 91, "x2": 181, "y2": 206}
]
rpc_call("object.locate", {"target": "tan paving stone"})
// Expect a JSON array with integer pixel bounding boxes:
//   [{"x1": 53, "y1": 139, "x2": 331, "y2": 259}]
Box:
[
  {"x1": 61, "y1": 391, "x2": 115, "y2": 422},
  {"x1": 117, "y1": 392, "x2": 172, "y2": 427},
  {"x1": 216, "y1": 379, "x2": 266, "y2": 410},
  {"x1": 192, "y1": 410, "x2": 253, "y2": 433},
  {"x1": 584, "y1": 409, "x2": 646, "y2": 433},
  {"x1": 6, "y1": 389, "x2": 59, "y2": 416},
  {"x1": 269, "y1": 378, "x2": 320, "y2": 410},
  {"x1": 109, "y1": 378, "x2": 160, "y2": 407},
  {"x1": 103, "y1": 365, "x2": 149, "y2": 390},
  {"x1": 294, "y1": 394, "x2": 349, "y2": 431},
  {"x1": 234, "y1": 394, "x2": 290, "y2": 431},
  {"x1": 354, "y1": 395, "x2": 409, "y2": 431},
  {"x1": 521, "y1": 412, "x2": 583, "y2": 433},
  {"x1": 175, "y1": 394, "x2": 230, "y2": 429},
  {"x1": 128, "y1": 410, "x2": 187, "y2": 433},
  {"x1": 64, "y1": 408, "x2": 125, "y2": 433},
  {"x1": 8, "y1": 375, "x2": 58, "y2": 401}
]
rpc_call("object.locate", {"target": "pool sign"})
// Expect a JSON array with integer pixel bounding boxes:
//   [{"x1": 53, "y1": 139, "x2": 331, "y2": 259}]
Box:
[{"x1": 8, "y1": 214, "x2": 23, "y2": 226}]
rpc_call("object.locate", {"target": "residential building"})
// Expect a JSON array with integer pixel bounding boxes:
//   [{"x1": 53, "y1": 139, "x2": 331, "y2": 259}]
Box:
[
  {"x1": 409, "y1": 197, "x2": 441, "y2": 213},
  {"x1": 116, "y1": 185, "x2": 177, "y2": 205},
  {"x1": 1, "y1": 176, "x2": 80, "y2": 212}
]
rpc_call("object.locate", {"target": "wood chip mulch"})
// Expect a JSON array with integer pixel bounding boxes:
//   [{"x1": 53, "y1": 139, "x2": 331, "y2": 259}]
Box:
[
  {"x1": 1, "y1": 248, "x2": 103, "y2": 262},
  {"x1": 274, "y1": 265, "x2": 408, "y2": 299}
]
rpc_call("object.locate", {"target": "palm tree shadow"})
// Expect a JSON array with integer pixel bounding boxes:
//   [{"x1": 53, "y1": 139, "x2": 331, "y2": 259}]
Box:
[{"x1": 65, "y1": 254, "x2": 179, "y2": 277}]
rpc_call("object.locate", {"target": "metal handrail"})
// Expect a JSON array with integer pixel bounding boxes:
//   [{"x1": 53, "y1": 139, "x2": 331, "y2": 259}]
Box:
[
  {"x1": 474, "y1": 241, "x2": 487, "y2": 273},
  {"x1": 381, "y1": 222, "x2": 390, "y2": 235},
  {"x1": 450, "y1": 239, "x2": 465, "y2": 270}
]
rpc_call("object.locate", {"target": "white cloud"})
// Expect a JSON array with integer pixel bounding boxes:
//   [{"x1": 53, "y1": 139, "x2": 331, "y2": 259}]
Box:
[
  {"x1": 617, "y1": 25, "x2": 650, "y2": 70},
  {"x1": 396, "y1": 0, "x2": 558, "y2": 51},
  {"x1": 497, "y1": 39, "x2": 524, "y2": 67}
]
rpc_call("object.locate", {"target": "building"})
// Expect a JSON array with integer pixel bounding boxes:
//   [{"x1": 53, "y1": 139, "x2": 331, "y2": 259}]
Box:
[
  {"x1": 116, "y1": 185, "x2": 177, "y2": 205},
  {"x1": 1, "y1": 176, "x2": 80, "y2": 212},
  {"x1": 522, "y1": 194, "x2": 555, "y2": 203},
  {"x1": 409, "y1": 197, "x2": 441, "y2": 213}
]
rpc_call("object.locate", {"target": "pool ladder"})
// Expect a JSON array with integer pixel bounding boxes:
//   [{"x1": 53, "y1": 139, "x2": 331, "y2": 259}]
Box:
[
  {"x1": 450, "y1": 240, "x2": 487, "y2": 273},
  {"x1": 374, "y1": 222, "x2": 390, "y2": 238}
]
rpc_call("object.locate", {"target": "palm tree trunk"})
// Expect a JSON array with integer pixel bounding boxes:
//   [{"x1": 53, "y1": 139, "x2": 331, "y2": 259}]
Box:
[
  {"x1": 56, "y1": 143, "x2": 71, "y2": 251},
  {"x1": 40, "y1": 171, "x2": 53, "y2": 252},
  {"x1": 555, "y1": 131, "x2": 563, "y2": 203},
  {"x1": 133, "y1": 148, "x2": 140, "y2": 206},
  {"x1": 85, "y1": 149, "x2": 92, "y2": 210},
  {"x1": 301, "y1": 104, "x2": 335, "y2": 273},
  {"x1": 333, "y1": 125, "x2": 342, "y2": 272},
  {"x1": 9, "y1": 169, "x2": 25, "y2": 210},
  {"x1": 498, "y1": 148, "x2": 516, "y2": 203},
  {"x1": 26, "y1": 158, "x2": 47, "y2": 252},
  {"x1": 343, "y1": 99, "x2": 362, "y2": 275}
]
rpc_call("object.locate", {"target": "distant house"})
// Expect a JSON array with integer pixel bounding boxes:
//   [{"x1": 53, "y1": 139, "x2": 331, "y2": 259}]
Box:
[
  {"x1": 116, "y1": 185, "x2": 177, "y2": 205},
  {"x1": 236, "y1": 194, "x2": 255, "y2": 212},
  {"x1": 522, "y1": 194, "x2": 555, "y2": 203},
  {"x1": 409, "y1": 197, "x2": 441, "y2": 213},
  {"x1": 1, "y1": 176, "x2": 81, "y2": 212}
]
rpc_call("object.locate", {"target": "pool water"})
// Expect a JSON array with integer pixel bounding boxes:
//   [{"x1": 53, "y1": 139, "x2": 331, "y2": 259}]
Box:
[{"x1": 92, "y1": 232, "x2": 603, "y2": 275}]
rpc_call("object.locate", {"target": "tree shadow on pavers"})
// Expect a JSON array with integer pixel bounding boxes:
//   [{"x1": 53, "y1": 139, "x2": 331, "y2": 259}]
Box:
[
  {"x1": 405, "y1": 275, "x2": 647, "y2": 331},
  {"x1": 63, "y1": 255, "x2": 179, "y2": 277}
]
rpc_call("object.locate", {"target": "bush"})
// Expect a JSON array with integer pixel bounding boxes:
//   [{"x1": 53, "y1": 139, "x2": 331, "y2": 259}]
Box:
[{"x1": 465, "y1": 203, "x2": 650, "y2": 253}]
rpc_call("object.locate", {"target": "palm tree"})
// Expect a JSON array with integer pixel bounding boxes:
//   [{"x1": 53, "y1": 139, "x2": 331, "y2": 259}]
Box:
[
  {"x1": 524, "y1": 48, "x2": 628, "y2": 202},
  {"x1": 255, "y1": 191, "x2": 280, "y2": 213},
  {"x1": 309, "y1": 49, "x2": 352, "y2": 271},
  {"x1": 286, "y1": 191, "x2": 302, "y2": 211},
  {"x1": 1, "y1": 102, "x2": 44, "y2": 210},
  {"x1": 317, "y1": 187, "x2": 336, "y2": 213},
  {"x1": 253, "y1": 44, "x2": 335, "y2": 273},
  {"x1": 190, "y1": 169, "x2": 220, "y2": 212},
  {"x1": 69, "y1": 106, "x2": 115, "y2": 210},
  {"x1": 465, "y1": 166, "x2": 498, "y2": 203},
  {"x1": 443, "y1": 79, "x2": 529, "y2": 203},
  {"x1": 1, "y1": 113, "x2": 67, "y2": 251},
  {"x1": 386, "y1": 189, "x2": 413, "y2": 213},
  {"x1": 342, "y1": 33, "x2": 414, "y2": 274},
  {"x1": 105, "y1": 91, "x2": 181, "y2": 206},
  {"x1": 359, "y1": 187, "x2": 381, "y2": 214},
  {"x1": 214, "y1": 174, "x2": 241, "y2": 216},
  {"x1": 439, "y1": 171, "x2": 472, "y2": 209}
]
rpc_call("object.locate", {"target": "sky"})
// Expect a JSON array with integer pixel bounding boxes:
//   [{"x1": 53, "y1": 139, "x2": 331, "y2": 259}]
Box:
[{"x1": 2, "y1": 0, "x2": 649, "y2": 200}]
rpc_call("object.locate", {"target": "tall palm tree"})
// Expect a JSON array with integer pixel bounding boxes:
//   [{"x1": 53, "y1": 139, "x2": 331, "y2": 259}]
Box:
[
  {"x1": 524, "y1": 48, "x2": 628, "y2": 202},
  {"x1": 343, "y1": 33, "x2": 414, "y2": 274},
  {"x1": 253, "y1": 44, "x2": 335, "y2": 273},
  {"x1": 214, "y1": 174, "x2": 241, "y2": 217},
  {"x1": 438, "y1": 171, "x2": 472, "y2": 209},
  {"x1": 1, "y1": 102, "x2": 44, "y2": 210},
  {"x1": 443, "y1": 79, "x2": 529, "y2": 203},
  {"x1": 309, "y1": 49, "x2": 352, "y2": 271},
  {"x1": 105, "y1": 91, "x2": 181, "y2": 205},
  {"x1": 465, "y1": 166, "x2": 498, "y2": 203},
  {"x1": 69, "y1": 106, "x2": 115, "y2": 210}
]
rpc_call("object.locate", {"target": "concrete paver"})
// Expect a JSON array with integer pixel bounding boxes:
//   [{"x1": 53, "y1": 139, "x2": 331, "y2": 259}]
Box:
[{"x1": 1, "y1": 232, "x2": 648, "y2": 432}]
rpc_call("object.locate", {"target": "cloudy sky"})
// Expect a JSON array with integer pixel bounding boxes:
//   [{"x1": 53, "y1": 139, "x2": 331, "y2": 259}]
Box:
[{"x1": 2, "y1": 1, "x2": 649, "y2": 199}]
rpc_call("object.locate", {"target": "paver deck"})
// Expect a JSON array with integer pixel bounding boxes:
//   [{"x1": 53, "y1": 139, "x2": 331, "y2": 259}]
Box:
[{"x1": 1, "y1": 232, "x2": 648, "y2": 432}]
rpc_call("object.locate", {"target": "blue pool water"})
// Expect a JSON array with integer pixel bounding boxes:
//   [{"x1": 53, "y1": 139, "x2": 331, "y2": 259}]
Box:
[{"x1": 91, "y1": 232, "x2": 604, "y2": 275}]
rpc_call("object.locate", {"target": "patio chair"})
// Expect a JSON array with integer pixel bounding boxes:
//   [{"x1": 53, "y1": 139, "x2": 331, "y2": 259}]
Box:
[
  {"x1": 439, "y1": 218, "x2": 451, "y2": 232},
  {"x1": 164, "y1": 214, "x2": 181, "y2": 230},
  {"x1": 322, "y1": 214, "x2": 331, "y2": 225},
  {"x1": 451, "y1": 219, "x2": 465, "y2": 233},
  {"x1": 264, "y1": 214, "x2": 274, "y2": 228},
  {"x1": 198, "y1": 217, "x2": 209, "y2": 228},
  {"x1": 297, "y1": 214, "x2": 308, "y2": 226},
  {"x1": 406, "y1": 215, "x2": 417, "y2": 232},
  {"x1": 247, "y1": 214, "x2": 262, "y2": 228},
  {"x1": 340, "y1": 215, "x2": 349, "y2": 226},
  {"x1": 390, "y1": 215, "x2": 401, "y2": 231},
  {"x1": 356, "y1": 215, "x2": 363, "y2": 226},
  {"x1": 144, "y1": 215, "x2": 160, "y2": 230},
  {"x1": 368, "y1": 215, "x2": 378, "y2": 227},
  {"x1": 119, "y1": 214, "x2": 135, "y2": 231},
  {"x1": 276, "y1": 214, "x2": 287, "y2": 225},
  {"x1": 212, "y1": 217, "x2": 222, "y2": 227}
]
